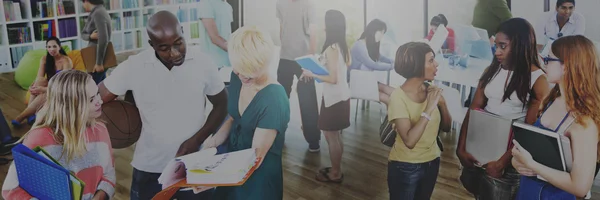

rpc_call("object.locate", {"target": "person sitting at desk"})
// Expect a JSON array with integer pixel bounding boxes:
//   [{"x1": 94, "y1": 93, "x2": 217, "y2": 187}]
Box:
[
  {"x1": 12, "y1": 37, "x2": 73, "y2": 127},
  {"x1": 425, "y1": 14, "x2": 455, "y2": 53},
  {"x1": 349, "y1": 19, "x2": 394, "y2": 105},
  {"x1": 457, "y1": 18, "x2": 551, "y2": 200},
  {"x1": 512, "y1": 35, "x2": 600, "y2": 200},
  {"x1": 536, "y1": 0, "x2": 585, "y2": 47}
]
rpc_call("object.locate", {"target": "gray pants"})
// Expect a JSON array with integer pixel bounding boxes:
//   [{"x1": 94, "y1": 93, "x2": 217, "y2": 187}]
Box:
[{"x1": 460, "y1": 166, "x2": 520, "y2": 200}]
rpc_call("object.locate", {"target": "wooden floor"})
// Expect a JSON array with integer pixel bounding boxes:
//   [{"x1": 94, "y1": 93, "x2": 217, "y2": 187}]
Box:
[{"x1": 1, "y1": 71, "x2": 599, "y2": 200}]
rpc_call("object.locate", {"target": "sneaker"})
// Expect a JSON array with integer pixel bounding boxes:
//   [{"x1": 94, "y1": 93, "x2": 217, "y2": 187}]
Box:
[{"x1": 308, "y1": 143, "x2": 320, "y2": 153}]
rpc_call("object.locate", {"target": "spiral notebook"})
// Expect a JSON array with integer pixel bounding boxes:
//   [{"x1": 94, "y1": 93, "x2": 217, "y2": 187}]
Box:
[{"x1": 12, "y1": 144, "x2": 84, "y2": 200}]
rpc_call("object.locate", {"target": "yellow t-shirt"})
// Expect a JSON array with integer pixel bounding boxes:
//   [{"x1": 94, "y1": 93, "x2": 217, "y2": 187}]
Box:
[{"x1": 387, "y1": 87, "x2": 441, "y2": 163}]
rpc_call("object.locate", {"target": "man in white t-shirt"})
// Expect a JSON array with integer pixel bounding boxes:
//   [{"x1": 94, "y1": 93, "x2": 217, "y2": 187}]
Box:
[
  {"x1": 536, "y1": 0, "x2": 585, "y2": 45},
  {"x1": 98, "y1": 11, "x2": 227, "y2": 200}
]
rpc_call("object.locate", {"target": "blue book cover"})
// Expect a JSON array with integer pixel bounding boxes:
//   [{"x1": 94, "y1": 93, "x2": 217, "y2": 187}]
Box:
[
  {"x1": 12, "y1": 144, "x2": 74, "y2": 200},
  {"x1": 295, "y1": 55, "x2": 329, "y2": 83}
]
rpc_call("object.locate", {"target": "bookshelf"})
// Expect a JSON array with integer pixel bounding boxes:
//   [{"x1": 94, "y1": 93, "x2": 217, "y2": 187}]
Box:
[{"x1": 0, "y1": 0, "x2": 203, "y2": 73}]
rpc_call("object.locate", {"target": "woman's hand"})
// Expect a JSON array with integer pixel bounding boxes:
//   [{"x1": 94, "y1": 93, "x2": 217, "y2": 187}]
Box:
[
  {"x1": 90, "y1": 30, "x2": 99, "y2": 40},
  {"x1": 512, "y1": 157, "x2": 537, "y2": 176},
  {"x1": 425, "y1": 86, "x2": 443, "y2": 114},
  {"x1": 511, "y1": 140, "x2": 535, "y2": 169},
  {"x1": 30, "y1": 86, "x2": 43, "y2": 95},
  {"x1": 300, "y1": 69, "x2": 314, "y2": 82},
  {"x1": 92, "y1": 190, "x2": 108, "y2": 200},
  {"x1": 457, "y1": 149, "x2": 481, "y2": 168}
]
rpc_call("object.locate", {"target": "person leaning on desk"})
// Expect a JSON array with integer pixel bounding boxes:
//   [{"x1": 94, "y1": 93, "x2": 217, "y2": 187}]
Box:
[{"x1": 535, "y1": 0, "x2": 585, "y2": 51}]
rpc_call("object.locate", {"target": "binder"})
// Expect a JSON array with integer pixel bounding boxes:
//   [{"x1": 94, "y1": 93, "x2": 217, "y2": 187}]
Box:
[
  {"x1": 466, "y1": 109, "x2": 525, "y2": 165},
  {"x1": 12, "y1": 144, "x2": 84, "y2": 200},
  {"x1": 152, "y1": 148, "x2": 260, "y2": 200},
  {"x1": 80, "y1": 42, "x2": 118, "y2": 73},
  {"x1": 295, "y1": 54, "x2": 329, "y2": 83}
]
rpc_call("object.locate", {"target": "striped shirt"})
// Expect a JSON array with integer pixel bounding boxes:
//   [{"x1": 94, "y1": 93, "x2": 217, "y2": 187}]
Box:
[{"x1": 2, "y1": 123, "x2": 116, "y2": 200}]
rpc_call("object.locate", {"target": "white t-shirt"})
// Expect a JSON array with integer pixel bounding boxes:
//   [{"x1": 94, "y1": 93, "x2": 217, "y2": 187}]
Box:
[
  {"x1": 484, "y1": 68, "x2": 545, "y2": 116},
  {"x1": 103, "y1": 46, "x2": 225, "y2": 173}
]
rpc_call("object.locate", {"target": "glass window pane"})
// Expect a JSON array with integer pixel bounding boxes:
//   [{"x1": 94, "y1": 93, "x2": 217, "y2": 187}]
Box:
[
  {"x1": 427, "y1": 0, "x2": 477, "y2": 30},
  {"x1": 314, "y1": 0, "x2": 365, "y2": 52},
  {"x1": 367, "y1": 0, "x2": 425, "y2": 86}
]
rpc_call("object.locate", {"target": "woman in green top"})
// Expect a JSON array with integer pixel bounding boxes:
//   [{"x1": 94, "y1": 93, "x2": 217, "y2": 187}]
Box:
[{"x1": 196, "y1": 26, "x2": 290, "y2": 200}]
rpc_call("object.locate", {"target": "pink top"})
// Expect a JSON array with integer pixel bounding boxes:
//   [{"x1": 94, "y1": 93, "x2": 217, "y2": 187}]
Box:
[{"x1": 2, "y1": 123, "x2": 116, "y2": 200}]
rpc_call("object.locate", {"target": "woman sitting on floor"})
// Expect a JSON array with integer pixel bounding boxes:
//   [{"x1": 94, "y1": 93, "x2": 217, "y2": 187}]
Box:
[{"x1": 12, "y1": 37, "x2": 72, "y2": 127}]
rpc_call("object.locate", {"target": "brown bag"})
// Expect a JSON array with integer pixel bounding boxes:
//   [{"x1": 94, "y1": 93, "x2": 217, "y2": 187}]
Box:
[{"x1": 80, "y1": 42, "x2": 118, "y2": 72}]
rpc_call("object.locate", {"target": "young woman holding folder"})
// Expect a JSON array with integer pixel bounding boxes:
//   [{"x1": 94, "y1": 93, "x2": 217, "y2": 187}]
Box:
[
  {"x1": 300, "y1": 9, "x2": 351, "y2": 184},
  {"x1": 511, "y1": 35, "x2": 600, "y2": 199},
  {"x1": 12, "y1": 37, "x2": 73, "y2": 127},
  {"x1": 196, "y1": 26, "x2": 291, "y2": 200},
  {"x1": 2, "y1": 70, "x2": 115, "y2": 200},
  {"x1": 385, "y1": 41, "x2": 452, "y2": 200},
  {"x1": 456, "y1": 18, "x2": 551, "y2": 199}
]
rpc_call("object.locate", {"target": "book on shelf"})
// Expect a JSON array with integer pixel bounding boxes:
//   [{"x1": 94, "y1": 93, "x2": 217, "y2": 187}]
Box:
[
  {"x1": 4, "y1": 1, "x2": 24, "y2": 21},
  {"x1": 12, "y1": 144, "x2": 84, "y2": 200},
  {"x1": 295, "y1": 54, "x2": 330, "y2": 83},
  {"x1": 153, "y1": 148, "x2": 260, "y2": 200}
]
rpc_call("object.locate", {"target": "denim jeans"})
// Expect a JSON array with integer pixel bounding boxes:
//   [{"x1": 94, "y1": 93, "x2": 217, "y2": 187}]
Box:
[
  {"x1": 130, "y1": 168, "x2": 213, "y2": 200},
  {"x1": 460, "y1": 166, "x2": 520, "y2": 200},
  {"x1": 388, "y1": 157, "x2": 440, "y2": 200},
  {"x1": 91, "y1": 71, "x2": 106, "y2": 84},
  {"x1": 515, "y1": 176, "x2": 575, "y2": 200},
  {"x1": 0, "y1": 107, "x2": 12, "y2": 143}
]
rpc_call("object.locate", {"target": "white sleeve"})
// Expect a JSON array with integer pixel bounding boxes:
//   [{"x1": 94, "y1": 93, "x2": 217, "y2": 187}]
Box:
[
  {"x1": 103, "y1": 58, "x2": 134, "y2": 96},
  {"x1": 574, "y1": 13, "x2": 586, "y2": 36},
  {"x1": 203, "y1": 59, "x2": 225, "y2": 96}
]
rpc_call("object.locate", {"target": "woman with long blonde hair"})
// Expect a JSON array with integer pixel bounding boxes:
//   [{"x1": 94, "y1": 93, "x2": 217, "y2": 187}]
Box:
[
  {"x1": 512, "y1": 35, "x2": 600, "y2": 199},
  {"x1": 2, "y1": 70, "x2": 116, "y2": 200}
]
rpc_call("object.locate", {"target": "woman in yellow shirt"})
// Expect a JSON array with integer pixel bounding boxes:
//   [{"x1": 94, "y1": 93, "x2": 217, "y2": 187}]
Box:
[{"x1": 387, "y1": 42, "x2": 452, "y2": 200}]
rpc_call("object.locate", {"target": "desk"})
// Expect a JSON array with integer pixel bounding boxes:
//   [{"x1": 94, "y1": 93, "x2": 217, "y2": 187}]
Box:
[{"x1": 434, "y1": 56, "x2": 492, "y2": 88}]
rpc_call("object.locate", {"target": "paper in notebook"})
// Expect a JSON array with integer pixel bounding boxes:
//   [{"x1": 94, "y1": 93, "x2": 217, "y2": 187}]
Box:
[
  {"x1": 154, "y1": 148, "x2": 259, "y2": 200},
  {"x1": 295, "y1": 54, "x2": 329, "y2": 83}
]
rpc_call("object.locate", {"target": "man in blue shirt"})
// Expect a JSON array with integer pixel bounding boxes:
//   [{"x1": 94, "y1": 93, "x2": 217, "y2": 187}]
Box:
[{"x1": 198, "y1": 0, "x2": 233, "y2": 69}]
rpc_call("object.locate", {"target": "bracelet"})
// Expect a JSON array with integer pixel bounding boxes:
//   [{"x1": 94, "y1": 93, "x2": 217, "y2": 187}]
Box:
[{"x1": 421, "y1": 112, "x2": 431, "y2": 121}]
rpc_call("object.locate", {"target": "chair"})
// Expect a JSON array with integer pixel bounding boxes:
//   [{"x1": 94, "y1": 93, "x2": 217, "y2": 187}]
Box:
[{"x1": 349, "y1": 70, "x2": 385, "y2": 122}]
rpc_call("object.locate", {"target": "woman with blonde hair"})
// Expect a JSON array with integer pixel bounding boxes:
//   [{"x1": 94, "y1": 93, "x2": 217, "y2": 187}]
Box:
[
  {"x1": 2, "y1": 70, "x2": 115, "y2": 200},
  {"x1": 512, "y1": 35, "x2": 600, "y2": 199},
  {"x1": 196, "y1": 26, "x2": 290, "y2": 200}
]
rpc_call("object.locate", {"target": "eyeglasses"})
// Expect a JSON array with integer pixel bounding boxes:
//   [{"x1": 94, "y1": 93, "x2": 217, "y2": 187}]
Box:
[{"x1": 543, "y1": 56, "x2": 562, "y2": 65}]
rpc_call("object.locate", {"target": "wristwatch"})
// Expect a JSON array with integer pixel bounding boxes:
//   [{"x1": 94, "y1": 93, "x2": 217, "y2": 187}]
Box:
[{"x1": 421, "y1": 112, "x2": 431, "y2": 121}]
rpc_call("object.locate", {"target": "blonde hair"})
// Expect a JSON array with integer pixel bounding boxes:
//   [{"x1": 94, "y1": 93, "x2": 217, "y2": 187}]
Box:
[
  {"x1": 228, "y1": 26, "x2": 275, "y2": 79},
  {"x1": 20, "y1": 70, "x2": 95, "y2": 163}
]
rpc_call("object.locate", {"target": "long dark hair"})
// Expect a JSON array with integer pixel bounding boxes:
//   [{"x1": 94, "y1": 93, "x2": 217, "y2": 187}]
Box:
[
  {"x1": 359, "y1": 19, "x2": 387, "y2": 62},
  {"x1": 322, "y1": 10, "x2": 350, "y2": 65},
  {"x1": 430, "y1": 14, "x2": 448, "y2": 27},
  {"x1": 479, "y1": 18, "x2": 540, "y2": 108},
  {"x1": 45, "y1": 37, "x2": 68, "y2": 80}
]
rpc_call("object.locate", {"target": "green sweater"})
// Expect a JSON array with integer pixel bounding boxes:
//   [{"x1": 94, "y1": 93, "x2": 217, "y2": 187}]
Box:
[{"x1": 472, "y1": 0, "x2": 512, "y2": 37}]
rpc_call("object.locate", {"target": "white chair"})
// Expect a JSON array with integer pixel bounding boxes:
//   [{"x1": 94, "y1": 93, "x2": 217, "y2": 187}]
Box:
[{"x1": 349, "y1": 70, "x2": 385, "y2": 122}]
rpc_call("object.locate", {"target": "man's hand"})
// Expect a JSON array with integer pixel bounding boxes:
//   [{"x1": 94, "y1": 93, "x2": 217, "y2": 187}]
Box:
[
  {"x1": 92, "y1": 190, "x2": 108, "y2": 200},
  {"x1": 484, "y1": 160, "x2": 505, "y2": 178},
  {"x1": 93, "y1": 64, "x2": 105, "y2": 73},
  {"x1": 90, "y1": 31, "x2": 99, "y2": 40},
  {"x1": 176, "y1": 137, "x2": 202, "y2": 157}
]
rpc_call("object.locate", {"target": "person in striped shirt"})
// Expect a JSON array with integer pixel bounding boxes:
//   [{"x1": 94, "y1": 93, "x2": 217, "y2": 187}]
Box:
[{"x1": 2, "y1": 70, "x2": 115, "y2": 200}]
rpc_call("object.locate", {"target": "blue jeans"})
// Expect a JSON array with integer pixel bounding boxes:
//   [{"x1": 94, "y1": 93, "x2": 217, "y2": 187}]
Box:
[
  {"x1": 0, "y1": 107, "x2": 12, "y2": 143},
  {"x1": 388, "y1": 157, "x2": 440, "y2": 200},
  {"x1": 130, "y1": 168, "x2": 214, "y2": 200},
  {"x1": 91, "y1": 71, "x2": 106, "y2": 84},
  {"x1": 516, "y1": 176, "x2": 575, "y2": 200}
]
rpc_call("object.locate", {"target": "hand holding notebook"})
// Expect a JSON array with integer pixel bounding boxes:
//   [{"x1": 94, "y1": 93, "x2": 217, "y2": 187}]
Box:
[{"x1": 295, "y1": 54, "x2": 329, "y2": 83}]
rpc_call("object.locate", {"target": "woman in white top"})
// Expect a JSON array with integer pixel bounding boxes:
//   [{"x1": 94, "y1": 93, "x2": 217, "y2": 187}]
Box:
[
  {"x1": 301, "y1": 9, "x2": 351, "y2": 184},
  {"x1": 456, "y1": 18, "x2": 551, "y2": 199}
]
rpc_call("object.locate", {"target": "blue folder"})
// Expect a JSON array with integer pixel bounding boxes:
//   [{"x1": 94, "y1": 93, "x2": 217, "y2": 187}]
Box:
[
  {"x1": 12, "y1": 144, "x2": 75, "y2": 200},
  {"x1": 295, "y1": 55, "x2": 329, "y2": 83}
]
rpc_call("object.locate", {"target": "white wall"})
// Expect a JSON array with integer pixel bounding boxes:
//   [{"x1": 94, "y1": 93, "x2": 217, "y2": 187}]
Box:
[{"x1": 242, "y1": 0, "x2": 280, "y2": 45}]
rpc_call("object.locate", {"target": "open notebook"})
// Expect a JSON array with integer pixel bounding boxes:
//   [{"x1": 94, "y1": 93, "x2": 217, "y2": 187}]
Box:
[{"x1": 153, "y1": 148, "x2": 260, "y2": 200}]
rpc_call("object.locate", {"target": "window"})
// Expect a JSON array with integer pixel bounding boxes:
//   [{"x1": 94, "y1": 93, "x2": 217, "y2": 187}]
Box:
[
  {"x1": 313, "y1": 0, "x2": 365, "y2": 52},
  {"x1": 427, "y1": 0, "x2": 477, "y2": 31}
]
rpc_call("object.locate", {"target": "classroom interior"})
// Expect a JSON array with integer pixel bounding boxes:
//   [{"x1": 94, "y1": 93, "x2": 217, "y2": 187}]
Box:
[{"x1": 1, "y1": 0, "x2": 600, "y2": 199}]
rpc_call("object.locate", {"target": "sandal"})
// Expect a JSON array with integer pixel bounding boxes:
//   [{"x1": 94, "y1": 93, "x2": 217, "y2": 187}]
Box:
[{"x1": 316, "y1": 167, "x2": 344, "y2": 183}]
